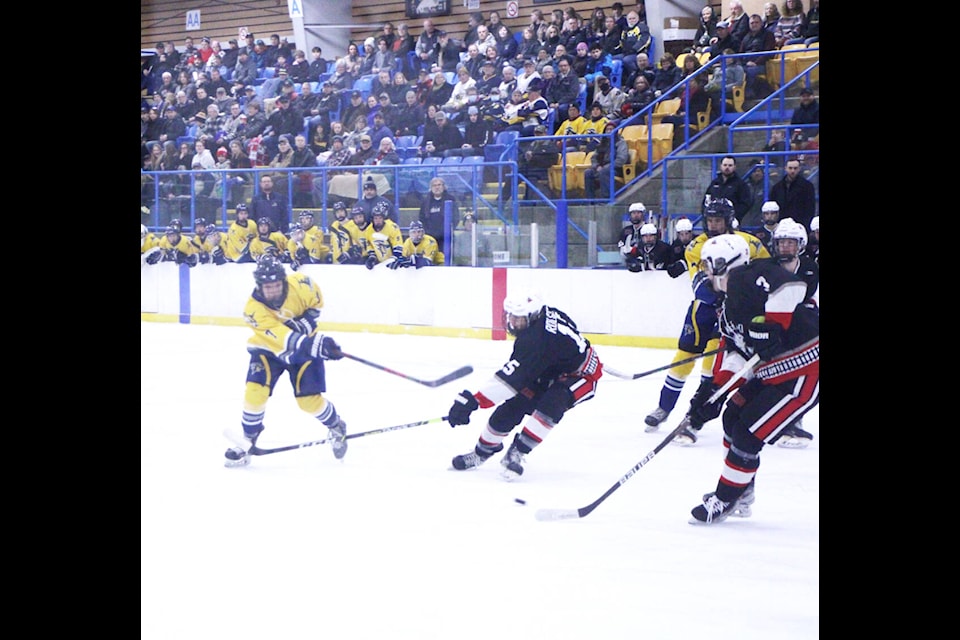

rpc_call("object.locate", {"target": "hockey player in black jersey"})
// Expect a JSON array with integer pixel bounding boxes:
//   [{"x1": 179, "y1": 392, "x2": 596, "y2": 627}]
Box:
[
  {"x1": 447, "y1": 292, "x2": 603, "y2": 480},
  {"x1": 768, "y1": 217, "x2": 820, "y2": 448},
  {"x1": 686, "y1": 235, "x2": 819, "y2": 524}
]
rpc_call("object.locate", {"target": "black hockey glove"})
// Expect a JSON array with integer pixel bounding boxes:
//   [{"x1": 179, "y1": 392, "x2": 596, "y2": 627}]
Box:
[
  {"x1": 348, "y1": 244, "x2": 364, "y2": 261},
  {"x1": 310, "y1": 334, "x2": 342, "y2": 360},
  {"x1": 295, "y1": 246, "x2": 310, "y2": 263},
  {"x1": 747, "y1": 320, "x2": 784, "y2": 361},
  {"x1": 666, "y1": 260, "x2": 687, "y2": 278},
  {"x1": 144, "y1": 248, "x2": 163, "y2": 265},
  {"x1": 285, "y1": 308, "x2": 321, "y2": 336},
  {"x1": 365, "y1": 253, "x2": 379, "y2": 270},
  {"x1": 177, "y1": 251, "x2": 198, "y2": 267},
  {"x1": 211, "y1": 247, "x2": 227, "y2": 265},
  {"x1": 688, "y1": 379, "x2": 723, "y2": 430},
  {"x1": 388, "y1": 256, "x2": 413, "y2": 270},
  {"x1": 448, "y1": 390, "x2": 479, "y2": 427},
  {"x1": 392, "y1": 245, "x2": 404, "y2": 260},
  {"x1": 198, "y1": 251, "x2": 211, "y2": 264}
]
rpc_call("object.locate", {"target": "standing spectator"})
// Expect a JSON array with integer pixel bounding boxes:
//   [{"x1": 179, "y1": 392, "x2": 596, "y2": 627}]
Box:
[
  {"x1": 704, "y1": 155, "x2": 753, "y2": 223},
  {"x1": 790, "y1": 88, "x2": 819, "y2": 140},
  {"x1": 418, "y1": 176, "x2": 459, "y2": 250},
  {"x1": 415, "y1": 19, "x2": 441, "y2": 69},
  {"x1": 250, "y1": 174, "x2": 289, "y2": 232},
  {"x1": 739, "y1": 14, "x2": 776, "y2": 99},
  {"x1": 584, "y1": 121, "x2": 629, "y2": 199},
  {"x1": 446, "y1": 290, "x2": 602, "y2": 479},
  {"x1": 773, "y1": 0, "x2": 805, "y2": 48},
  {"x1": 191, "y1": 137, "x2": 217, "y2": 201},
  {"x1": 740, "y1": 163, "x2": 770, "y2": 229},
  {"x1": 769, "y1": 158, "x2": 816, "y2": 230},
  {"x1": 221, "y1": 255, "x2": 348, "y2": 466},
  {"x1": 437, "y1": 32, "x2": 463, "y2": 74},
  {"x1": 289, "y1": 133, "x2": 318, "y2": 208}
]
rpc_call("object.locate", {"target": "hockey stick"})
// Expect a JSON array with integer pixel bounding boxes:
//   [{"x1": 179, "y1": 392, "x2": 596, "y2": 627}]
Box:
[
  {"x1": 223, "y1": 416, "x2": 448, "y2": 458},
  {"x1": 604, "y1": 349, "x2": 721, "y2": 380},
  {"x1": 339, "y1": 351, "x2": 473, "y2": 388},
  {"x1": 535, "y1": 354, "x2": 761, "y2": 522}
]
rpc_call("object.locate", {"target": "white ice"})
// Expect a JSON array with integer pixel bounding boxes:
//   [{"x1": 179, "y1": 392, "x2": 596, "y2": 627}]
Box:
[{"x1": 141, "y1": 322, "x2": 818, "y2": 640}]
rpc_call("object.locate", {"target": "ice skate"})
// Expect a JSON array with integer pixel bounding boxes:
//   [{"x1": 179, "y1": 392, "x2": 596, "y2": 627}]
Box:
[
  {"x1": 328, "y1": 419, "x2": 348, "y2": 460},
  {"x1": 500, "y1": 440, "x2": 526, "y2": 481},
  {"x1": 776, "y1": 421, "x2": 813, "y2": 449},
  {"x1": 644, "y1": 407, "x2": 670, "y2": 432},
  {"x1": 451, "y1": 444, "x2": 502, "y2": 470},
  {"x1": 224, "y1": 427, "x2": 262, "y2": 468},
  {"x1": 672, "y1": 415, "x2": 699, "y2": 446},
  {"x1": 689, "y1": 492, "x2": 739, "y2": 525},
  {"x1": 732, "y1": 480, "x2": 755, "y2": 518}
]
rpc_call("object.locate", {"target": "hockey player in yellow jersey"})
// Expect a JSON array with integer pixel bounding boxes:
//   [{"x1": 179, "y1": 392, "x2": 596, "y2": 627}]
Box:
[
  {"x1": 249, "y1": 216, "x2": 291, "y2": 262},
  {"x1": 644, "y1": 198, "x2": 770, "y2": 444},
  {"x1": 189, "y1": 217, "x2": 210, "y2": 255},
  {"x1": 363, "y1": 200, "x2": 404, "y2": 269},
  {"x1": 146, "y1": 223, "x2": 200, "y2": 265},
  {"x1": 329, "y1": 201, "x2": 365, "y2": 265},
  {"x1": 141, "y1": 224, "x2": 161, "y2": 264},
  {"x1": 226, "y1": 203, "x2": 256, "y2": 263},
  {"x1": 286, "y1": 221, "x2": 330, "y2": 268},
  {"x1": 224, "y1": 254, "x2": 348, "y2": 467},
  {"x1": 202, "y1": 225, "x2": 230, "y2": 265},
  {"x1": 391, "y1": 219, "x2": 444, "y2": 268}
]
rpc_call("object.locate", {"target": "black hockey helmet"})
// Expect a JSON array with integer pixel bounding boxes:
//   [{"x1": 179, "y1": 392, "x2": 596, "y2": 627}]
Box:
[
  {"x1": 254, "y1": 254, "x2": 286, "y2": 284},
  {"x1": 703, "y1": 198, "x2": 735, "y2": 236}
]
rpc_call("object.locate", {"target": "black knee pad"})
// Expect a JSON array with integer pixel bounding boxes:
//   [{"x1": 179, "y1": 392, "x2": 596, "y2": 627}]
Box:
[{"x1": 489, "y1": 396, "x2": 530, "y2": 433}]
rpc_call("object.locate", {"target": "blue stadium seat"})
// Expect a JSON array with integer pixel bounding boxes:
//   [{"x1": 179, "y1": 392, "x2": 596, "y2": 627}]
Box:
[
  {"x1": 609, "y1": 59, "x2": 623, "y2": 89},
  {"x1": 484, "y1": 130, "x2": 520, "y2": 162}
]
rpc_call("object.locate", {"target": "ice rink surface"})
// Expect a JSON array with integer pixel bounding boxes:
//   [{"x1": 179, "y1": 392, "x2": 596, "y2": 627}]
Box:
[{"x1": 141, "y1": 321, "x2": 818, "y2": 640}]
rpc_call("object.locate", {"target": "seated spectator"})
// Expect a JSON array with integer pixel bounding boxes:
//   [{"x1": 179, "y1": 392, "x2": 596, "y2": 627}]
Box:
[
  {"x1": 790, "y1": 88, "x2": 819, "y2": 141},
  {"x1": 786, "y1": 0, "x2": 818, "y2": 46},
  {"x1": 420, "y1": 110, "x2": 464, "y2": 158},
  {"x1": 661, "y1": 76, "x2": 711, "y2": 146},
  {"x1": 392, "y1": 90, "x2": 425, "y2": 138},
  {"x1": 773, "y1": 0, "x2": 805, "y2": 49},
  {"x1": 739, "y1": 14, "x2": 776, "y2": 99},
  {"x1": 556, "y1": 103, "x2": 587, "y2": 150},
  {"x1": 518, "y1": 124, "x2": 559, "y2": 198},
  {"x1": 618, "y1": 75, "x2": 655, "y2": 120},
  {"x1": 584, "y1": 121, "x2": 629, "y2": 199},
  {"x1": 449, "y1": 106, "x2": 494, "y2": 157},
  {"x1": 652, "y1": 52, "x2": 682, "y2": 98}
]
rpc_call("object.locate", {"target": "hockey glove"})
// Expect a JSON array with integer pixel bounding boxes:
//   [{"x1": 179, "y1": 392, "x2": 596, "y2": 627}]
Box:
[
  {"x1": 413, "y1": 256, "x2": 431, "y2": 269},
  {"x1": 392, "y1": 245, "x2": 404, "y2": 260},
  {"x1": 308, "y1": 334, "x2": 342, "y2": 360},
  {"x1": 211, "y1": 247, "x2": 227, "y2": 265},
  {"x1": 348, "y1": 244, "x2": 364, "y2": 261},
  {"x1": 198, "y1": 251, "x2": 211, "y2": 264},
  {"x1": 747, "y1": 320, "x2": 784, "y2": 361},
  {"x1": 447, "y1": 390, "x2": 479, "y2": 427},
  {"x1": 365, "y1": 253, "x2": 379, "y2": 270},
  {"x1": 285, "y1": 308, "x2": 321, "y2": 336},
  {"x1": 337, "y1": 252, "x2": 352, "y2": 265},
  {"x1": 177, "y1": 251, "x2": 198, "y2": 267},
  {"x1": 295, "y1": 246, "x2": 310, "y2": 264},
  {"x1": 666, "y1": 260, "x2": 687, "y2": 278},
  {"x1": 388, "y1": 256, "x2": 413, "y2": 270},
  {"x1": 688, "y1": 380, "x2": 723, "y2": 430},
  {"x1": 144, "y1": 247, "x2": 163, "y2": 265}
]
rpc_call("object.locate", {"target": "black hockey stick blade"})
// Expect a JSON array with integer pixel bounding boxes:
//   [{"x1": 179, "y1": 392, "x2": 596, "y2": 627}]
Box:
[
  {"x1": 535, "y1": 354, "x2": 760, "y2": 521},
  {"x1": 340, "y1": 351, "x2": 473, "y2": 387},
  {"x1": 534, "y1": 421, "x2": 688, "y2": 521},
  {"x1": 604, "y1": 349, "x2": 721, "y2": 381}
]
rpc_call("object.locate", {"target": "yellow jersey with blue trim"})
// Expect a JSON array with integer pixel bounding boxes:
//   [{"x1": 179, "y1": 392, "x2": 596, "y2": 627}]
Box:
[
  {"x1": 243, "y1": 273, "x2": 324, "y2": 362},
  {"x1": 684, "y1": 230, "x2": 770, "y2": 279}
]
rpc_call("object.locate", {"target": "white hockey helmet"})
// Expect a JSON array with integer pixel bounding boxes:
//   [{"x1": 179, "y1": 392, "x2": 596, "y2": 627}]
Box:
[
  {"x1": 772, "y1": 217, "x2": 807, "y2": 261},
  {"x1": 761, "y1": 200, "x2": 780, "y2": 213},
  {"x1": 628, "y1": 202, "x2": 646, "y2": 213},
  {"x1": 700, "y1": 234, "x2": 750, "y2": 278},
  {"x1": 810, "y1": 216, "x2": 819, "y2": 232},
  {"x1": 675, "y1": 217, "x2": 693, "y2": 233},
  {"x1": 503, "y1": 291, "x2": 544, "y2": 336}
]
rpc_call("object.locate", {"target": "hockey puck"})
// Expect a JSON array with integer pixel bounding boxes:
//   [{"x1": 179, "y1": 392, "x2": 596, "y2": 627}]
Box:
[{"x1": 514, "y1": 498, "x2": 527, "y2": 505}]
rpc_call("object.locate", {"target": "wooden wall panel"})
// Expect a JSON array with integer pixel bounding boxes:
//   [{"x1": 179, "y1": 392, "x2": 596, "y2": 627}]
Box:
[{"x1": 141, "y1": 1, "x2": 295, "y2": 51}]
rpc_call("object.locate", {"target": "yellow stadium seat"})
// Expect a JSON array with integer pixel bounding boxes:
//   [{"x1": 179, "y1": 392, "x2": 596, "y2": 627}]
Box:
[
  {"x1": 548, "y1": 151, "x2": 586, "y2": 193},
  {"x1": 651, "y1": 98, "x2": 681, "y2": 125}
]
